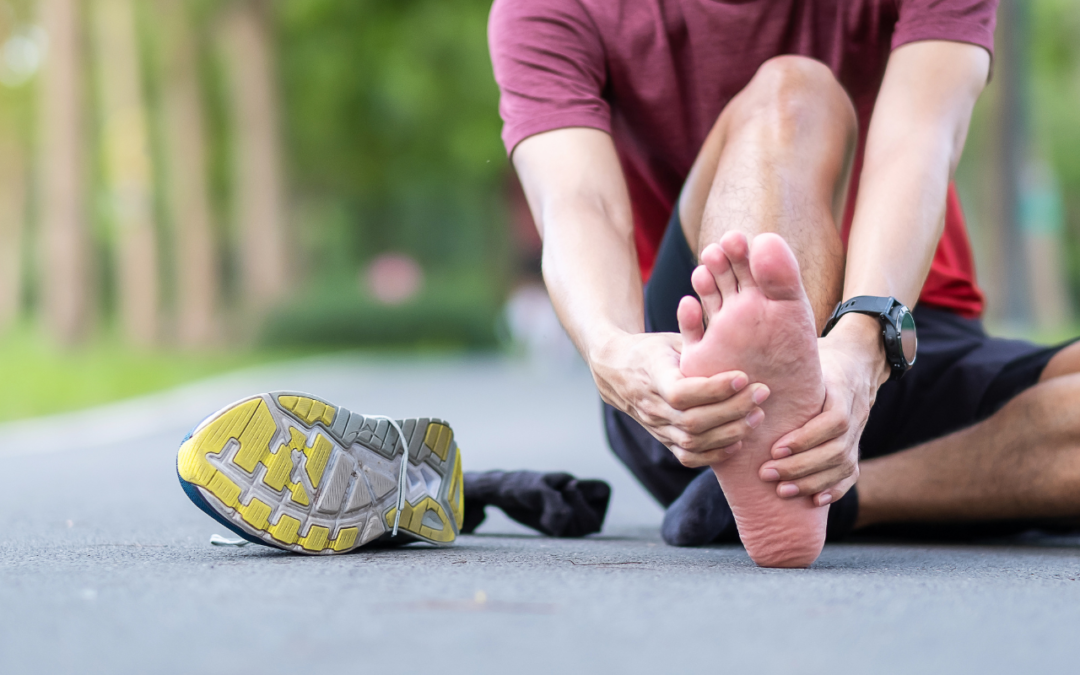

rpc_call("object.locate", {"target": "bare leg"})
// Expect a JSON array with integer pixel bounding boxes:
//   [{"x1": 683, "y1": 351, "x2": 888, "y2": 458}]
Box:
[
  {"x1": 680, "y1": 56, "x2": 856, "y2": 328},
  {"x1": 856, "y1": 343, "x2": 1080, "y2": 528},
  {"x1": 673, "y1": 57, "x2": 857, "y2": 567}
]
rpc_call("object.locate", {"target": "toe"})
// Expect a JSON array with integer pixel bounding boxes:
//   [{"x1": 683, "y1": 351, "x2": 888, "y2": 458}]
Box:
[
  {"x1": 700, "y1": 243, "x2": 738, "y2": 298},
  {"x1": 719, "y1": 232, "x2": 756, "y2": 290},
  {"x1": 677, "y1": 296, "x2": 705, "y2": 346},
  {"x1": 749, "y1": 233, "x2": 805, "y2": 302},
  {"x1": 690, "y1": 265, "x2": 722, "y2": 318}
]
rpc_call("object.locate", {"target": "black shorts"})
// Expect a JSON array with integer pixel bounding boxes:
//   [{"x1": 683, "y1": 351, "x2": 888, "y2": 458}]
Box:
[{"x1": 604, "y1": 210, "x2": 1076, "y2": 534}]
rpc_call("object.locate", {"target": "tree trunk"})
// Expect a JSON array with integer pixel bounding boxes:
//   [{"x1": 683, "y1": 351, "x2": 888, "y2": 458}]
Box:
[
  {"x1": 156, "y1": 0, "x2": 219, "y2": 347},
  {"x1": 38, "y1": 0, "x2": 92, "y2": 345},
  {"x1": 92, "y1": 0, "x2": 160, "y2": 347},
  {"x1": 0, "y1": 133, "x2": 26, "y2": 331},
  {"x1": 218, "y1": 0, "x2": 289, "y2": 315}
]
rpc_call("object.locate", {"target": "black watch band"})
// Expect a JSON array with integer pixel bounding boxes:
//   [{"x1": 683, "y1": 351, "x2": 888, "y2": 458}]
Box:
[{"x1": 822, "y1": 296, "x2": 917, "y2": 380}]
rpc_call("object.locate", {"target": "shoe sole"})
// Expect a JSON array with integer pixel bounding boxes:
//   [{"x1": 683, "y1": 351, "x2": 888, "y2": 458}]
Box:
[{"x1": 177, "y1": 391, "x2": 464, "y2": 555}]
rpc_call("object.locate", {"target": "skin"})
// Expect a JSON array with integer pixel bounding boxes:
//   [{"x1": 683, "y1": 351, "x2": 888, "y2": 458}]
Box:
[
  {"x1": 514, "y1": 40, "x2": 1080, "y2": 557},
  {"x1": 680, "y1": 232, "x2": 828, "y2": 567}
]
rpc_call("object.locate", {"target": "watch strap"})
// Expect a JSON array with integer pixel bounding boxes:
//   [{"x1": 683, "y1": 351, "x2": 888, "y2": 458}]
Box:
[{"x1": 822, "y1": 295, "x2": 896, "y2": 337}]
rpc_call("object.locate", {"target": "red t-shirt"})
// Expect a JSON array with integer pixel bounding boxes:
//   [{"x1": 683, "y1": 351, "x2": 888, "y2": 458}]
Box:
[{"x1": 490, "y1": 0, "x2": 997, "y2": 318}]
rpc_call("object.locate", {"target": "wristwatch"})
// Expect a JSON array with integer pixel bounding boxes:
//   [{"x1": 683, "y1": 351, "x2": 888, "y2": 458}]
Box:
[{"x1": 821, "y1": 296, "x2": 917, "y2": 380}]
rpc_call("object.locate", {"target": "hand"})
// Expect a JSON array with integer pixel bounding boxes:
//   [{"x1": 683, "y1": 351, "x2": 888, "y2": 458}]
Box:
[
  {"x1": 590, "y1": 330, "x2": 770, "y2": 468},
  {"x1": 756, "y1": 314, "x2": 888, "y2": 505}
]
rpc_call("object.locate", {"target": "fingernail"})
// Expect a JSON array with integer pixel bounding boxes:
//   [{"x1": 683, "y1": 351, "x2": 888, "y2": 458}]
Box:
[
  {"x1": 745, "y1": 409, "x2": 764, "y2": 428},
  {"x1": 817, "y1": 493, "x2": 833, "y2": 506},
  {"x1": 751, "y1": 385, "x2": 770, "y2": 405},
  {"x1": 778, "y1": 484, "x2": 799, "y2": 498},
  {"x1": 725, "y1": 442, "x2": 742, "y2": 454},
  {"x1": 773, "y1": 447, "x2": 792, "y2": 459},
  {"x1": 731, "y1": 375, "x2": 748, "y2": 392},
  {"x1": 760, "y1": 468, "x2": 780, "y2": 481}
]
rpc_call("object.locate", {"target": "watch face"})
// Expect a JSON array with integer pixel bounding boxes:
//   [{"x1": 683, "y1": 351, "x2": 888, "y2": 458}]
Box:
[{"x1": 899, "y1": 309, "x2": 917, "y2": 365}]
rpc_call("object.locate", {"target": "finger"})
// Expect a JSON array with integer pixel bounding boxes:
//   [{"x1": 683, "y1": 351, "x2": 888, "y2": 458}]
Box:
[
  {"x1": 670, "y1": 384, "x2": 768, "y2": 434},
  {"x1": 700, "y1": 243, "x2": 738, "y2": 298},
  {"x1": 667, "y1": 442, "x2": 742, "y2": 469},
  {"x1": 719, "y1": 231, "x2": 756, "y2": 290},
  {"x1": 812, "y1": 473, "x2": 857, "y2": 507},
  {"x1": 690, "y1": 265, "x2": 723, "y2": 318},
  {"x1": 660, "y1": 370, "x2": 754, "y2": 410},
  {"x1": 776, "y1": 460, "x2": 858, "y2": 500},
  {"x1": 770, "y1": 407, "x2": 848, "y2": 459},
  {"x1": 665, "y1": 407, "x2": 763, "y2": 453},
  {"x1": 676, "y1": 296, "x2": 705, "y2": 346},
  {"x1": 760, "y1": 438, "x2": 848, "y2": 482}
]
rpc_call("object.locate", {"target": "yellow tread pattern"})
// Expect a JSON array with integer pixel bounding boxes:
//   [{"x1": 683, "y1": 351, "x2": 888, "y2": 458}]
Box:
[
  {"x1": 289, "y1": 483, "x2": 310, "y2": 506},
  {"x1": 207, "y1": 472, "x2": 241, "y2": 508},
  {"x1": 268, "y1": 514, "x2": 301, "y2": 545},
  {"x1": 449, "y1": 448, "x2": 464, "y2": 530},
  {"x1": 177, "y1": 397, "x2": 266, "y2": 487},
  {"x1": 262, "y1": 442, "x2": 293, "y2": 491},
  {"x1": 299, "y1": 525, "x2": 330, "y2": 552},
  {"x1": 304, "y1": 435, "x2": 333, "y2": 488},
  {"x1": 238, "y1": 498, "x2": 272, "y2": 530},
  {"x1": 181, "y1": 394, "x2": 459, "y2": 553},
  {"x1": 384, "y1": 496, "x2": 455, "y2": 543},
  {"x1": 233, "y1": 408, "x2": 277, "y2": 472},
  {"x1": 278, "y1": 394, "x2": 337, "y2": 427},
  {"x1": 423, "y1": 423, "x2": 453, "y2": 461},
  {"x1": 331, "y1": 527, "x2": 359, "y2": 551}
]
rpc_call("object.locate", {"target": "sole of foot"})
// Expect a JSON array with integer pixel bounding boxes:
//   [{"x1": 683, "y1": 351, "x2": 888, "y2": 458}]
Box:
[
  {"x1": 177, "y1": 392, "x2": 464, "y2": 554},
  {"x1": 679, "y1": 231, "x2": 827, "y2": 568}
]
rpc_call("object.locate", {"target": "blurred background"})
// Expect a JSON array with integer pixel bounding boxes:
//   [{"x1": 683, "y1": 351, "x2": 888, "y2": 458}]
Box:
[{"x1": 0, "y1": 0, "x2": 1075, "y2": 421}]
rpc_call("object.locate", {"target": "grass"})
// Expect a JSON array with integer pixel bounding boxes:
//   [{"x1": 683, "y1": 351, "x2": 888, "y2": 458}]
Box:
[{"x1": 0, "y1": 324, "x2": 308, "y2": 422}]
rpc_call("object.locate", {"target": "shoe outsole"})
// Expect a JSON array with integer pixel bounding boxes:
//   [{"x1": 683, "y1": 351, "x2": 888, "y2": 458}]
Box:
[{"x1": 177, "y1": 391, "x2": 464, "y2": 555}]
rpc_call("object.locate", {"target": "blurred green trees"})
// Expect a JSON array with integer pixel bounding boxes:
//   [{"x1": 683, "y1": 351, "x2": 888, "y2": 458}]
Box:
[
  {"x1": 269, "y1": 0, "x2": 508, "y2": 347},
  {"x1": 0, "y1": 0, "x2": 1079, "y2": 353},
  {"x1": 0, "y1": 0, "x2": 508, "y2": 351}
]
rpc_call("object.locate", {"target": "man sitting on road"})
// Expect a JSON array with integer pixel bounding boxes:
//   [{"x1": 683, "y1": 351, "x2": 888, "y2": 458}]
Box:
[{"x1": 490, "y1": 0, "x2": 1080, "y2": 567}]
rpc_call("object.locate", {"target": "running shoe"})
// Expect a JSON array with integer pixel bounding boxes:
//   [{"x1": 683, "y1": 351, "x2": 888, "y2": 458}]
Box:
[{"x1": 177, "y1": 391, "x2": 464, "y2": 554}]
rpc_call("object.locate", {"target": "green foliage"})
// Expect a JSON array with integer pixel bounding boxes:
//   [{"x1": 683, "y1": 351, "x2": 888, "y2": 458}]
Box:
[
  {"x1": 1029, "y1": 0, "x2": 1080, "y2": 293},
  {"x1": 275, "y1": 0, "x2": 508, "y2": 270},
  {"x1": 0, "y1": 323, "x2": 298, "y2": 421},
  {"x1": 260, "y1": 268, "x2": 501, "y2": 349}
]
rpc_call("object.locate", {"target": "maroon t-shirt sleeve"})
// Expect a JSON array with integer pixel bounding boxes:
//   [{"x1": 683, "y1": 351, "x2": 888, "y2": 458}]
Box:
[
  {"x1": 892, "y1": 0, "x2": 998, "y2": 57},
  {"x1": 489, "y1": 0, "x2": 609, "y2": 156}
]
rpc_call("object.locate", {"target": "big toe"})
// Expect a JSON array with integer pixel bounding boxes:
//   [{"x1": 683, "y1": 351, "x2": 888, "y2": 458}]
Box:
[{"x1": 749, "y1": 233, "x2": 805, "y2": 302}]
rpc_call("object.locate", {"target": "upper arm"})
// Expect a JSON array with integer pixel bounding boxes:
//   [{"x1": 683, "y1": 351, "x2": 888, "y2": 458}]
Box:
[
  {"x1": 489, "y1": 0, "x2": 611, "y2": 156},
  {"x1": 512, "y1": 127, "x2": 633, "y2": 242},
  {"x1": 872, "y1": 0, "x2": 996, "y2": 171},
  {"x1": 869, "y1": 40, "x2": 990, "y2": 175}
]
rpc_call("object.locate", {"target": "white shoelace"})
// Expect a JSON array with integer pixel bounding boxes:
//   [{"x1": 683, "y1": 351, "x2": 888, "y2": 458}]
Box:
[
  {"x1": 365, "y1": 415, "x2": 410, "y2": 537},
  {"x1": 210, "y1": 414, "x2": 412, "y2": 547}
]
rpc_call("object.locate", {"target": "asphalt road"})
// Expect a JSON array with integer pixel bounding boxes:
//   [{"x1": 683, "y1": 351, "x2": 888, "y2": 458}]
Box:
[{"x1": 3, "y1": 354, "x2": 1080, "y2": 674}]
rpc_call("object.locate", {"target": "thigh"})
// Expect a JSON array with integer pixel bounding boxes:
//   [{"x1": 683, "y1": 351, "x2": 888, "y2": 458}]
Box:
[{"x1": 861, "y1": 307, "x2": 1079, "y2": 460}]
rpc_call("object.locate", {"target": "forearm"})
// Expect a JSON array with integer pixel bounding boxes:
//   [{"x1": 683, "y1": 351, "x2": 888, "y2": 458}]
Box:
[
  {"x1": 513, "y1": 128, "x2": 646, "y2": 370},
  {"x1": 831, "y1": 41, "x2": 989, "y2": 380},
  {"x1": 540, "y1": 202, "x2": 643, "y2": 366}
]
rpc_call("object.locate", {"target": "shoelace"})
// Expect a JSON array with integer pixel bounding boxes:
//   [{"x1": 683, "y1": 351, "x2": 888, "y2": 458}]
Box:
[
  {"x1": 366, "y1": 415, "x2": 410, "y2": 537},
  {"x1": 211, "y1": 414, "x2": 411, "y2": 546}
]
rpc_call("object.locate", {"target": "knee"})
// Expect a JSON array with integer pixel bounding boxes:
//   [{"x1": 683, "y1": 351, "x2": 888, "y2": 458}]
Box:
[{"x1": 729, "y1": 56, "x2": 856, "y2": 146}]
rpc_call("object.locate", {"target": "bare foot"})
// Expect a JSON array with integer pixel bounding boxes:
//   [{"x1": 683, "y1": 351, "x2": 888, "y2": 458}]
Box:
[{"x1": 678, "y1": 231, "x2": 827, "y2": 568}]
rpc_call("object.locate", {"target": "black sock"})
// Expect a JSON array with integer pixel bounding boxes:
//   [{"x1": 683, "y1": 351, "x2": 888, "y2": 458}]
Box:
[
  {"x1": 661, "y1": 469, "x2": 738, "y2": 546},
  {"x1": 825, "y1": 484, "x2": 859, "y2": 541},
  {"x1": 461, "y1": 470, "x2": 611, "y2": 537},
  {"x1": 662, "y1": 470, "x2": 860, "y2": 546}
]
